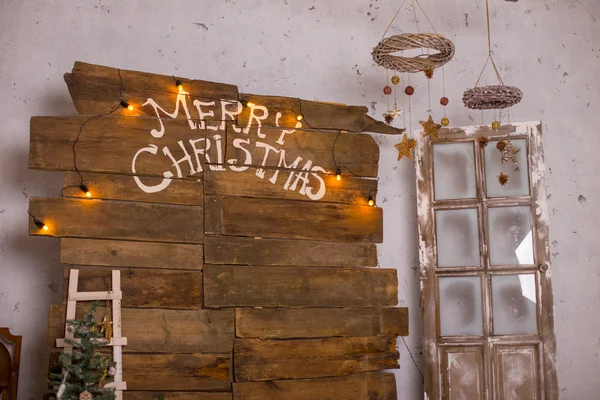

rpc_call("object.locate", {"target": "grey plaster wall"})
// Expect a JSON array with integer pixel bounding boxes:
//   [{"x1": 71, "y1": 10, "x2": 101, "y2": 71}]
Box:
[{"x1": 0, "y1": 1, "x2": 598, "y2": 399}]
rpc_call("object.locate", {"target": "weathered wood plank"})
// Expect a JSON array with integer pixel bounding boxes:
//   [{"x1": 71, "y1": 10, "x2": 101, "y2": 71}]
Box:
[
  {"x1": 235, "y1": 308, "x2": 408, "y2": 339},
  {"x1": 63, "y1": 267, "x2": 202, "y2": 309},
  {"x1": 123, "y1": 353, "x2": 231, "y2": 391},
  {"x1": 29, "y1": 116, "x2": 207, "y2": 179},
  {"x1": 64, "y1": 61, "x2": 403, "y2": 135},
  {"x1": 234, "y1": 337, "x2": 399, "y2": 381},
  {"x1": 29, "y1": 197, "x2": 203, "y2": 244},
  {"x1": 48, "y1": 305, "x2": 233, "y2": 353},
  {"x1": 60, "y1": 238, "x2": 203, "y2": 270},
  {"x1": 204, "y1": 266, "x2": 398, "y2": 308},
  {"x1": 125, "y1": 393, "x2": 231, "y2": 400},
  {"x1": 232, "y1": 372, "x2": 397, "y2": 400},
  {"x1": 30, "y1": 117, "x2": 379, "y2": 179},
  {"x1": 237, "y1": 93, "x2": 404, "y2": 134},
  {"x1": 204, "y1": 167, "x2": 378, "y2": 204},
  {"x1": 212, "y1": 196, "x2": 383, "y2": 243},
  {"x1": 65, "y1": 61, "x2": 238, "y2": 116},
  {"x1": 63, "y1": 172, "x2": 203, "y2": 206},
  {"x1": 223, "y1": 126, "x2": 380, "y2": 178},
  {"x1": 204, "y1": 236, "x2": 377, "y2": 267},
  {"x1": 48, "y1": 353, "x2": 231, "y2": 391}
]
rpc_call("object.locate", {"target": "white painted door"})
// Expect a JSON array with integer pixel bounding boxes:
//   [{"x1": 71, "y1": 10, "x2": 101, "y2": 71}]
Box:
[{"x1": 415, "y1": 121, "x2": 558, "y2": 399}]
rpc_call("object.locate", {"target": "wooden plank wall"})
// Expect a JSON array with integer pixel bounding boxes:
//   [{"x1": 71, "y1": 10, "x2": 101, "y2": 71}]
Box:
[{"x1": 32, "y1": 62, "x2": 407, "y2": 400}]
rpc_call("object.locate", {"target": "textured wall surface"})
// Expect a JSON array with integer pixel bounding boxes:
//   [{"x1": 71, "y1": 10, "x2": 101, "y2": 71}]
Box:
[{"x1": 0, "y1": 1, "x2": 598, "y2": 399}]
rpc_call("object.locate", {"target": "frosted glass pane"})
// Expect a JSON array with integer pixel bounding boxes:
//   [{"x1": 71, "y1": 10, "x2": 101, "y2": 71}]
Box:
[
  {"x1": 488, "y1": 207, "x2": 534, "y2": 266},
  {"x1": 485, "y1": 139, "x2": 529, "y2": 197},
  {"x1": 436, "y1": 209, "x2": 480, "y2": 267},
  {"x1": 433, "y1": 143, "x2": 477, "y2": 200},
  {"x1": 439, "y1": 276, "x2": 483, "y2": 336},
  {"x1": 492, "y1": 275, "x2": 537, "y2": 335}
]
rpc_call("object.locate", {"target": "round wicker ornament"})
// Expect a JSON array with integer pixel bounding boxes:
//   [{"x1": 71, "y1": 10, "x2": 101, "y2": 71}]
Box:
[
  {"x1": 462, "y1": 85, "x2": 523, "y2": 110},
  {"x1": 372, "y1": 33, "x2": 455, "y2": 73}
]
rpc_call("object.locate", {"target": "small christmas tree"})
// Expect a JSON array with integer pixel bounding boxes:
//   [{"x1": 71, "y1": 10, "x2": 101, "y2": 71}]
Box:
[{"x1": 49, "y1": 301, "x2": 115, "y2": 400}]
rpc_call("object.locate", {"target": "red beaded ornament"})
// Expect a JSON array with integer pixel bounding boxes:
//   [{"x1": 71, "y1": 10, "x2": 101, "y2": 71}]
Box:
[
  {"x1": 383, "y1": 85, "x2": 392, "y2": 95},
  {"x1": 440, "y1": 97, "x2": 449, "y2": 106},
  {"x1": 404, "y1": 86, "x2": 414, "y2": 96}
]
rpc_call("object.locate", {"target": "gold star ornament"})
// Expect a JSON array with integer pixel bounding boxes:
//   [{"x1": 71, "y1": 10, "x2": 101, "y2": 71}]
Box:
[
  {"x1": 420, "y1": 115, "x2": 442, "y2": 140},
  {"x1": 395, "y1": 134, "x2": 417, "y2": 161},
  {"x1": 383, "y1": 103, "x2": 403, "y2": 125}
]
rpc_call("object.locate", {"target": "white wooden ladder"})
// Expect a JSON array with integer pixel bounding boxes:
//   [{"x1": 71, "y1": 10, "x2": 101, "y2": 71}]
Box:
[{"x1": 56, "y1": 269, "x2": 127, "y2": 400}]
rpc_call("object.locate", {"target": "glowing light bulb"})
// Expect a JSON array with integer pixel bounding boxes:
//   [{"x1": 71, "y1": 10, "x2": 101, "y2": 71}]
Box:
[
  {"x1": 80, "y1": 184, "x2": 91, "y2": 198},
  {"x1": 178, "y1": 84, "x2": 184, "y2": 92},
  {"x1": 120, "y1": 100, "x2": 133, "y2": 111},
  {"x1": 296, "y1": 114, "x2": 303, "y2": 121},
  {"x1": 368, "y1": 197, "x2": 375, "y2": 207},
  {"x1": 247, "y1": 101, "x2": 255, "y2": 108},
  {"x1": 33, "y1": 218, "x2": 48, "y2": 231},
  {"x1": 335, "y1": 168, "x2": 342, "y2": 181},
  {"x1": 176, "y1": 80, "x2": 184, "y2": 92}
]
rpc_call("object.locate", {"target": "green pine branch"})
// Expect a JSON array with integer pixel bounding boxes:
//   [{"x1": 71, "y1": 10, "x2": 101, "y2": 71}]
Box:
[{"x1": 48, "y1": 301, "x2": 116, "y2": 400}]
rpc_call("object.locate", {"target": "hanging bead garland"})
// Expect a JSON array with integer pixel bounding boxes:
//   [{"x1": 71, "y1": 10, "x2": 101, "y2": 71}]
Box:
[{"x1": 374, "y1": 0, "x2": 455, "y2": 161}]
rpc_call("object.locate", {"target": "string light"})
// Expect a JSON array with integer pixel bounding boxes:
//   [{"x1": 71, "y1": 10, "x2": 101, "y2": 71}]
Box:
[
  {"x1": 65, "y1": 69, "x2": 127, "y2": 207},
  {"x1": 28, "y1": 211, "x2": 48, "y2": 231},
  {"x1": 80, "y1": 184, "x2": 91, "y2": 197},
  {"x1": 120, "y1": 100, "x2": 133, "y2": 111},
  {"x1": 240, "y1": 99, "x2": 255, "y2": 108},
  {"x1": 368, "y1": 195, "x2": 375, "y2": 207},
  {"x1": 69, "y1": 72, "x2": 361, "y2": 211}
]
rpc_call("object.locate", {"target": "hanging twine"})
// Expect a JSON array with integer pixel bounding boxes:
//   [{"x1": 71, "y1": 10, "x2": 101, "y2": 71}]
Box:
[{"x1": 463, "y1": 0, "x2": 522, "y2": 110}]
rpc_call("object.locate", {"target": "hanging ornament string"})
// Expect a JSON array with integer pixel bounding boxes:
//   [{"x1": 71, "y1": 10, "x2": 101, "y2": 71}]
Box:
[
  {"x1": 386, "y1": 69, "x2": 390, "y2": 111},
  {"x1": 402, "y1": 72, "x2": 407, "y2": 130},
  {"x1": 379, "y1": 0, "x2": 409, "y2": 41},
  {"x1": 427, "y1": 75, "x2": 432, "y2": 114},
  {"x1": 463, "y1": 0, "x2": 522, "y2": 111},
  {"x1": 411, "y1": 0, "x2": 421, "y2": 34},
  {"x1": 407, "y1": 74, "x2": 413, "y2": 137},
  {"x1": 474, "y1": 0, "x2": 504, "y2": 88},
  {"x1": 441, "y1": 66, "x2": 447, "y2": 118}
]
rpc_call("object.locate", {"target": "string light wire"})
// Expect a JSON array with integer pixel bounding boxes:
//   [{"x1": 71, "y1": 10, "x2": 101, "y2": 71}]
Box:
[{"x1": 298, "y1": 98, "x2": 360, "y2": 178}]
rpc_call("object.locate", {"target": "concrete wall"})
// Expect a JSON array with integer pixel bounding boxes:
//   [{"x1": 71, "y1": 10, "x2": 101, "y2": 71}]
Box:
[{"x1": 0, "y1": 0, "x2": 598, "y2": 398}]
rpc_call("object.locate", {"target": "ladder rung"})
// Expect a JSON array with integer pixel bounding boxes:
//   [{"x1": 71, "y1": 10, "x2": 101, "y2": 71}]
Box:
[{"x1": 69, "y1": 291, "x2": 122, "y2": 301}]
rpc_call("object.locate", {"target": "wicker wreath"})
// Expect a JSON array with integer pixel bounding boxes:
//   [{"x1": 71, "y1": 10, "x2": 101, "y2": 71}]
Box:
[
  {"x1": 372, "y1": 33, "x2": 455, "y2": 73},
  {"x1": 462, "y1": 85, "x2": 523, "y2": 110}
]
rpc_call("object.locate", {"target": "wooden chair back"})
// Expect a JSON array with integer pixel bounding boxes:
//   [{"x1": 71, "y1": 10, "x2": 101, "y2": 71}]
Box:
[{"x1": 0, "y1": 328, "x2": 21, "y2": 400}]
